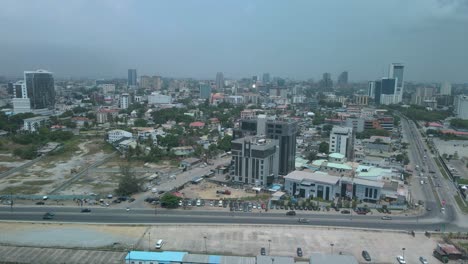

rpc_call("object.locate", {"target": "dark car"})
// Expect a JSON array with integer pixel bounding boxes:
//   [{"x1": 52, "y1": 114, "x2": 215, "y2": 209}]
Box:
[
  {"x1": 341, "y1": 210, "x2": 351, "y2": 214},
  {"x1": 261, "y1": 247, "x2": 266, "y2": 255},
  {"x1": 128, "y1": 198, "x2": 135, "y2": 203},
  {"x1": 43, "y1": 212, "x2": 54, "y2": 220},
  {"x1": 286, "y1": 211, "x2": 296, "y2": 216},
  {"x1": 297, "y1": 247, "x2": 303, "y2": 257},
  {"x1": 362, "y1": 250, "x2": 371, "y2": 261},
  {"x1": 35, "y1": 201, "x2": 45, "y2": 205},
  {"x1": 81, "y1": 208, "x2": 91, "y2": 213}
]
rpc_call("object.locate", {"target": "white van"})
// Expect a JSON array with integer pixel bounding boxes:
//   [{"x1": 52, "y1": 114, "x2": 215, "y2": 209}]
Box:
[
  {"x1": 218, "y1": 200, "x2": 223, "y2": 207},
  {"x1": 155, "y1": 239, "x2": 164, "y2": 249},
  {"x1": 420, "y1": 180, "x2": 424, "y2": 185}
]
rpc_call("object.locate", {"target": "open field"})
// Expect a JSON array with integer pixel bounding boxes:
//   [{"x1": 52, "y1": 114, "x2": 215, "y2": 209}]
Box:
[
  {"x1": 0, "y1": 138, "x2": 112, "y2": 195},
  {"x1": 181, "y1": 181, "x2": 259, "y2": 200}
]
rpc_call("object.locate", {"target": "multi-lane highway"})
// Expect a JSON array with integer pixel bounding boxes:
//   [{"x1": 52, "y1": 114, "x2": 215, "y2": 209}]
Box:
[{"x1": 0, "y1": 206, "x2": 450, "y2": 231}]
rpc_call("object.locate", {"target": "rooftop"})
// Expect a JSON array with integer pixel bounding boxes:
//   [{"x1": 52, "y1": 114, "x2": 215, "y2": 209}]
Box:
[
  {"x1": 124, "y1": 251, "x2": 188, "y2": 261},
  {"x1": 329, "y1": 153, "x2": 345, "y2": 159},
  {"x1": 284, "y1": 171, "x2": 339, "y2": 185}
]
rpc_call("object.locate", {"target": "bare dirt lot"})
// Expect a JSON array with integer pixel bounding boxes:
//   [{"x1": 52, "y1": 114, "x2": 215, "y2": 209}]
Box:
[
  {"x1": 0, "y1": 138, "x2": 111, "y2": 195},
  {"x1": 181, "y1": 181, "x2": 258, "y2": 200}
]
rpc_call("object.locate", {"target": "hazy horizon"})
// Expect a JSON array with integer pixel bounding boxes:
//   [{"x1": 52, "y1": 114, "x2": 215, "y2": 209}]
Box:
[{"x1": 1, "y1": 0, "x2": 468, "y2": 82}]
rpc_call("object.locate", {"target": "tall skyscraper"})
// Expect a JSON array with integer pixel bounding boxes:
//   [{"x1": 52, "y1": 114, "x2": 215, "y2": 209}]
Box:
[
  {"x1": 128, "y1": 69, "x2": 137, "y2": 87},
  {"x1": 411, "y1": 87, "x2": 435, "y2": 106},
  {"x1": 389, "y1": 63, "x2": 404, "y2": 103},
  {"x1": 120, "y1": 93, "x2": 130, "y2": 109},
  {"x1": 236, "y1": 116, "x2": 297, "y2": 176},
  {"x1": 321, "y1": 73, "x2": 333, "y2": 90},
  {"x1": 24, "y1": 70, "x2": 55, "y2": 109},
  {"x1": 440, "y1": 81, "x2": 452, "y2": 96},
  {"x1": 262, "y1": 73, "x2": 270, "y2": 84},
  {"x1": 380, "y1": 78, "x2": 397, "y2": 105},
  {"x1": 368, "y1": 81, "x2": 375, "y2": 99},
  {"x1": 215, "y1": 72, "x2": 224, "y2": 90},
  {"x1": 329, "y1": 126, "x2": 354, "y2": 160},
  {"x1": 337, "y1": 71, "x2": 348, "y2": 87},
  {"x1": 454, "y1": 95, "x2": 468, "y2": 120},
  {"x1": 374, "y1": 80, "x2": 382, "y2": 105},
  {"x1": 199, "y1": 84, "x2": 212, "y2": 99}
]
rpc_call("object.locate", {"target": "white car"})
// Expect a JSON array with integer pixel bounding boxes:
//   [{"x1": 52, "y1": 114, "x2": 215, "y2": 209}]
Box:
[
  {"x1": 155, "y1": 239, "x2": 165, "y2": 249},
  {"x1": 196, "y1": 200, "x2": 201, "y2": 206},
  {"x1": 419, "y1": 256, "x2": 428, "y2": 264},
  {"x1": 397, "y1": 256, "x2": 406, "y2": 264}
]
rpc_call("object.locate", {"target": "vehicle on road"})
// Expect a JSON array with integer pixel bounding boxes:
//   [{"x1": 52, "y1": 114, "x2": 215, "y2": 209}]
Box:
[
  {"x1": 155, "y1": 239, "x2": 165, "y2": 249},
  {"x1": 297, "y1": 248, "x2": 303, "y2": 257},
  {"x1": 298, "y1": 218, "x2": 310, "y2": 223},
  {"x1": 81, "y1": 208, "x2": 91, "y2": 213},
  {"x1": 381, "y1": 216, "x2": 392, "y2": 220},
  {"x1": 35, "y1": 201, "x2": 45, "y2": 205},
  {"x1": 42, "y1": 196, "x2": 48, "y2": 200},
  {"x1": 426, "y1": 207, "x2": 432, "y2": 211},
  {"x1": 107, "y1": 194, "x2": 113, "y2": 199},
  {"x1": 362, "y1": 250, "x2": 371, "y2": 261},
  {"x1": 286, "y1": 211, "x2": 296, "y2": 216},
  {"x1": 419, "y1": 256, "x2": 428, "y2": 264},
  {"x1": 43, "y1": 212, "x2": 54, "y2": 220},
  {"x1": 397, "y1": 255, "x2": 406, "y2": 264},
  {"x1": 260, "y1": 247, "x2": 266, "y2": 255}
]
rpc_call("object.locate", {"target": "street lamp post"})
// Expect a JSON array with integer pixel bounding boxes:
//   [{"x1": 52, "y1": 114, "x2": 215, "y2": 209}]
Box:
[
  {"x1": 268, "y1": 239, "x2": 271, "y2": 255},
  {"x1": 330, "y1": 243, "x2": 334, "y2": 255},
  {"x1": 402, "y1": 248, "x2": 406, "y2": 259},
  {"x1": 148, "y1": 231, "x2": 151, "y2": 251},
  {"x1": 203, "y1": 236, "x2": 207, "y2": 254}
]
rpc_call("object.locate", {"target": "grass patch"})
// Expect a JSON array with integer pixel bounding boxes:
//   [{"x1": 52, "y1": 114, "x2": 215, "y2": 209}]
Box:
[
  {"x1": 23, "y1": 180, "x2": 54, "y2": 185},
  {"x1": 1, "y1": 185, "x2": 42, "y2": 195},
  {"x1": 8, "y1": 179, "x2": 20, "y2": 184},
  {"x1": 454, "y1": 195, "x2": 468, "y2": 214},
  {"x1": 458, "y1": 178, "x2": 468, "y2": 185},
  {"x1": 0, "y1": 165, "x2": 10, "y2": 173},
  {"x1": 434, "y1": 158, "x2": 450, "y2": 180},
  {"x1": 44, "y1": 137, "x2": 81, "y2": 161},
  {"x1": 0, "y1": 155, "x2": 21, "y2": 162}
]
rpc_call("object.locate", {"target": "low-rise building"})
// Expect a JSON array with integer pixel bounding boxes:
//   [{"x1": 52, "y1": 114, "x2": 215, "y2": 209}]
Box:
[
  {"x1": 107, "y1": 129, "x2": 132, "y2": 143},
  {"x1": 22, "y1": 116, "x2": 49, "y2": 132}
]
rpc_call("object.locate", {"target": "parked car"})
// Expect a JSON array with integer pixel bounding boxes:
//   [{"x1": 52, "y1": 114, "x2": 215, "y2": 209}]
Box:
[
  {"x1": 341, "y1": 210, "x2": 350, "y2": 214},
  {"x1": 260, "y1": 247, "x2": 266, "y2": 255},
  {"x1": 286, "y1": 211, "x2": 296, "y2": 216},
  {"x1": 128, "y1": 198, "x2": 135, "y2": 203},
  {"x1": 381, "y1": 216, "x2": 392, "y2": 220},
  {"x1": 419, "y1": 256, "x2": 428, "y2": 264},
  {"x1": 35, "y1": 201, "x2": 45, "y2": 205},
  {"x1": 81, "y1": 208, "x2": 91, "y2": 213},
  {"x1": 362, "y1": 250, "x2": 371, "y2": 261},
  {"x1": 155, "y1": 239, "x2": 165, "y2": 249},
  {"x1": 297, "y1": 247, "x2": 303, "y2": 257},
  {"x1": 396, "y1": 255, "x2": 406, "y2": 264}
]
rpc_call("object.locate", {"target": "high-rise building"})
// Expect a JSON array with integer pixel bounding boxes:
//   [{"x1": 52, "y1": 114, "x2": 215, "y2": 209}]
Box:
[
  {"x1": 230, "y1": 136, "x2": 279, "y2": 187},
  {"x1": 411, "y1": 87, "x2": 435, "y2": 106},
  {"x1": 7, "y1": 82, "x2": 13, "y2": 96},
  {"x1": 389, "y1": 63, "x2": 404, "y2": 103},
  {"x1": 120, "y1": 93, "x2": 130, "y2": 109},
  {"x1": 140, "y1": 75, "x2": 151, "y2": 89},
  {"x1": 13, "y1": 81, "x2": 26, "y2": 98},
  {"x1": 199, "y1": 83, "x2": 212, "y2": 99},
  {"x1": 379, "y1": 78, "x2": 397, "y2": 105},
  {"x1": 329, "y1": 126, "x2": 354, "y2": 160},
  {"x1": 368, "y1": 81, "x2": 375, "y2": 99},
  {"x1": 440, "y1": 81, "x2": 452, "y2": 96},
  {"x1": 454, "y1": 95, "x2": 468, "y2": 120},
  {"x1": 215, "y1": 72, "x2": 224, "y2": 90},
  {"x1": 321, "y1": 73, "x2": 333, "y2": 90},
  {"x1": 128, "y1": 69, "x2": 137, "y2": 87},
  {"x1": 24, "y1": 70, "x2": 55, "y2": 109},
  {"x1": 337, "y1": 71, "x2": 348, "y2": 86},
  {"x1": 236, "y1": 116, "x2": 297, "y2": 176},
  {"x1": 262, "y1": 73, "x2": 270, "y2": 84},
  {"x1": 373, "y1": 80, "x2": 382, "y2": 105}
]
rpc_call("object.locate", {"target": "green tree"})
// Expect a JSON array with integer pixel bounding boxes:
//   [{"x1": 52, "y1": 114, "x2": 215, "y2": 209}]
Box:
[
  {"x1": 134, "y1": 118, "x2": 148, "y2": 127},
  {"x1": 115, "y1": 164, "x2": 142, "y2": 196},
  {"x1": 160, "y1": 193, "x2": 182, "y2": 208},
  {"x1": 319, "y1": 141, "x2": 329, "y2": 154},
  {"x1": 217, "y1": 135, "x2": 232, "y2": 152}
]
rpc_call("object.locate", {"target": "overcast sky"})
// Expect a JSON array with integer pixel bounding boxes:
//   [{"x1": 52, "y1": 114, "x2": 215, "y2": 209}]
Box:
[{"x1": 1, "y1": 0, "x2": 467, "y2": 82}]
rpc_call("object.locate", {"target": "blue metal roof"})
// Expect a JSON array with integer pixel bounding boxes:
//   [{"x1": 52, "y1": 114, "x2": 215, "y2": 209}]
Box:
[
  {"x1": 209, "y1": 255, "x2": 222, "y2": 264},
  {"x1": 125, "y1": 251, "x2": 188, "y2": 261}
]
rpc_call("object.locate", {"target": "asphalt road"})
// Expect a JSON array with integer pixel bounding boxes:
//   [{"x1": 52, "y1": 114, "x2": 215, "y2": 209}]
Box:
[{"x1": 0, "y1": 205, "x2": 456, "y2": 231}]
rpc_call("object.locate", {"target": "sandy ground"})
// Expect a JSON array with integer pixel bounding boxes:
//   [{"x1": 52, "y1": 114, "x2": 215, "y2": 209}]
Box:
[
  {"x1": 0, "y1": 222, "x2": 446, "y2": 263},
  {"x1": 433, "y1": 139, "x2": 468, "y2": 159},
  {"x1": 181, "y1": 181, "x2": 258, "y2": 200},
  {"x1": 0, "y1": 140, "x2": 108, "y2": 194},
  {"x1": 0, "y1": 153, "x2": 29, "y2": 172}
]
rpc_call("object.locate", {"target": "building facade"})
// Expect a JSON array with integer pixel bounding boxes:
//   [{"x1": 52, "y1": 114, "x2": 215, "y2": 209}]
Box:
[
  {"x1": 454, "y1": 95, "x2": 468, "y2": 120},
  {"x1": 128, "y1": 69, "x2": 137, "y2": 86},
  {"x1": 230, "y1": 136, "x2": 279, "y2": 187},
  {"x1": 329, "y1": 126, "x2": 354, "y2": 160},
  {"x1": 23, "y1": 116, "x2": 49, "y2": 132},
  {"x1": 215, "y1": 72, "x2": 224, "y2": 90},
  {"x1": 24, "y1": 70, "x2": 55, "y2": 110},
  {"x1": 199, "y1": 84, "x2": 212, "y2": 99},
  {"x1": 389, "y1": 63, "x2": 404, "y2": 104},
  {"x1": 107, "y1": 129, "x2": 133, "y2": 143},
  {"x1": 120, "y1": 93, "x2": 130, "y2": 109}
]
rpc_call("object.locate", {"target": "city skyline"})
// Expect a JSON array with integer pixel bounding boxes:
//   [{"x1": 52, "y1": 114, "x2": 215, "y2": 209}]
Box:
[{"x1": 0, "y1": 1, "x2": 468, "y2": 82}]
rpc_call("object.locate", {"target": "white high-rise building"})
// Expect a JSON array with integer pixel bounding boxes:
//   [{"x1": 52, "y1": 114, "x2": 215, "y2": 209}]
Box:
[
  {"x1": 120, "y1": 93, "x2": 129, "y2": 109},
  {"x1": 389, "y1": 63, "x2": 404, "y2": 104},
  {"x1": 440, "y1": 81, "x2": 452, "y2": 96},
  {"x1": 329, "y1": 126, "x2": 354, "y2": 160},
  {"x1": 454, "y1": 95, "x2": 468, "y2": 120}
]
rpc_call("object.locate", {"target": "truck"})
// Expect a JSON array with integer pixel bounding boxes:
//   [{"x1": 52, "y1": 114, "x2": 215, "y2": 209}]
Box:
[{"x1": 216, "y1": 190, "x2": 231, "y2": 195}]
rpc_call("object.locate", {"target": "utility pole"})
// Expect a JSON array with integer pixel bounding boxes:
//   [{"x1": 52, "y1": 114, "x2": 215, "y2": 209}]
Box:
[{"x1": 148, "y1": 231, "x2": 151, "y2": 251}]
